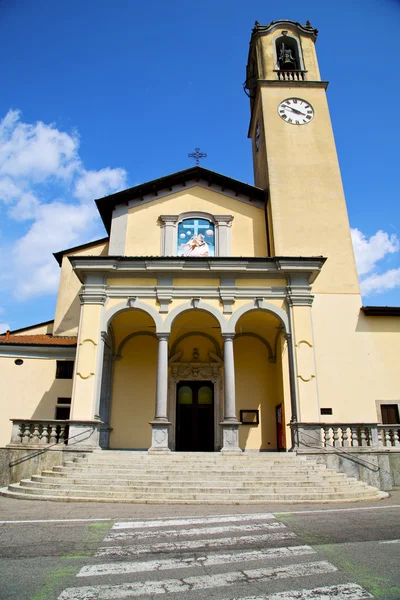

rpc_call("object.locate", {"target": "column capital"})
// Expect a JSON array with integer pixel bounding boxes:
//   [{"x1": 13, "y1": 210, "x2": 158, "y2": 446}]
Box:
[
  {"x1": 222, "y1": 333, "x2": 235, "y2": 341},
  {"x1": 156, "y1": 333, "x2": 170, "y2": 341}
]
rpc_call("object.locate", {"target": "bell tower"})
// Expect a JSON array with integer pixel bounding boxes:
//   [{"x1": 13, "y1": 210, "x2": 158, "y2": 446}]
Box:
[{"x1": 246, "y1": 20, "x2": 359, "y2": 294}]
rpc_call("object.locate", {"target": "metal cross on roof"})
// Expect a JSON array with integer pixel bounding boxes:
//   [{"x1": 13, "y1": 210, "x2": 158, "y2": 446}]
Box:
[{"x1": 188, "y1": 148, "x2": 207, "y2": 165}]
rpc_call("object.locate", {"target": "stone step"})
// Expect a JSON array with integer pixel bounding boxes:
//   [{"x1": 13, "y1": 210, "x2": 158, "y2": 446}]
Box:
[
  {"x1": 54, "y1": 464, "x2": 327, "y2": 474},
  {"x1": 1, "y1": 450, "x2": 387, "y2": 504},
  {"x1": 7, "y1": 483, "x2": 381, "y2": 502},
  {"x1": 22, "y1": 479, "x2": 367, "y2": 494},
  {"x1": 35, "y1": 473, "x2": 351, "y2": 485}
]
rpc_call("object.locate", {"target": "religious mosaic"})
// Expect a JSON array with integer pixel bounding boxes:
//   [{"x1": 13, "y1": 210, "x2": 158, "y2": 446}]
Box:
[{"x1": 177, "y1": 218, "x2": 215, "y2": 257}]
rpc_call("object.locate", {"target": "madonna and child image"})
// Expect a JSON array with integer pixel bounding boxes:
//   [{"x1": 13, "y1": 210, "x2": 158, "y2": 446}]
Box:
[{"x1": 177, "y1": 218, "x2": 215, "y2": 257}]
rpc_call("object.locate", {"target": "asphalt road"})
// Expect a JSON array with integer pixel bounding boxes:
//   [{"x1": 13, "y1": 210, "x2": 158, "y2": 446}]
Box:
[{"x1": 0, "y1": 493, "x2": 399, "y2": 600}]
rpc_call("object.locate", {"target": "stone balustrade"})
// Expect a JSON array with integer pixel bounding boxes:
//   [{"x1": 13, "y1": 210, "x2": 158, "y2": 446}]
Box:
[
  {"x1": 274, "y1": 69, "x2": 307, "y2": 81},
  {"x1": 292, "y1": 422, "x2": 400, "y2": 449},
  {"x1": 9, "y1": 419, "x2": 102, "y2": 449}
]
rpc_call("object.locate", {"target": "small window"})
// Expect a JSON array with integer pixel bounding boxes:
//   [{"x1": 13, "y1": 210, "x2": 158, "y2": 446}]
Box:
[
  {"x1": 381, "y1": 404, "x2": 400, "y2": 424},
  {"x1": 321, "y1": 408, "x2": 333, "y2": 416},
  {"x1": 55, "y1": 398, "x2": 71, "y2": 420},
  {"x1": 177, "y1": 218, "x2": 215, "y2": 257},
  {"x1": 56, "y1": 360, "x2": 74, "y2": 379}
]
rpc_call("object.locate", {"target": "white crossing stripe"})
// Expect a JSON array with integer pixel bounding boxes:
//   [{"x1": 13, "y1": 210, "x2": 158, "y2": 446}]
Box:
[
  {"x1": 105, "y1": 519, "x2": 285, "y2": 541},
  {"x1": 96, "y1": 531, "x2": 297, "y2": 558},
  {"x1": 112, "y1": 512, "x2": 275, "y2": 530},
  {"x1": 80, "y1": 544, "x2": 314, "y2": 577},
  {"x1": 230, "y1": 583, "x2": 374, "y2": 599},
  {"x1": 58, "y1": 561, "x2": 337, "y2": 599}
]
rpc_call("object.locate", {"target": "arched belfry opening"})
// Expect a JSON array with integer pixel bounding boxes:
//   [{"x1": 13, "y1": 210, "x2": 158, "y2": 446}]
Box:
[{"x1": 275, "y1": 34, "x2": 302, "y2": 71}]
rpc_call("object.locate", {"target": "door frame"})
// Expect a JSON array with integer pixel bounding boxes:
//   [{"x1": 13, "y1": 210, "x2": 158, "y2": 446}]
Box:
[{"x1": 168, "y1": 361, "x2": 223, "y2": 451}]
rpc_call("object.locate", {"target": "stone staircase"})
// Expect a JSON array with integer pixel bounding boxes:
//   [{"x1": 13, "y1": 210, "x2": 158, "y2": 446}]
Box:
[{"x1": 2, "y1": 451, "x2": 388, "y2": 503}]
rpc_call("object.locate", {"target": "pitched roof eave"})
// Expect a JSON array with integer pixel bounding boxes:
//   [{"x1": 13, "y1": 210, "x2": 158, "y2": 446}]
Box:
[{"x1": 94, "y1": 167, "x2": 266, "y2": 233}]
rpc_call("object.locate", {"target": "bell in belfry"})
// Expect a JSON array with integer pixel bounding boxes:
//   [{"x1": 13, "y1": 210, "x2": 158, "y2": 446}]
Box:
[{"x1": 278, "y1": 43, "x2": 297, "y2": 70}]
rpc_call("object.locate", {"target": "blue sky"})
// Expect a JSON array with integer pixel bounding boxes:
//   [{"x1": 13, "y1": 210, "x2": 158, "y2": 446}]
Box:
[{"x1": 0, "y1": 0, "x2": 399, "y2": 331}]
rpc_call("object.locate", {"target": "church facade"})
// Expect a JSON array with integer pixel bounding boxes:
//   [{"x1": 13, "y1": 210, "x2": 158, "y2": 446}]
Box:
[{"x1": 1, "y1": 21, "x2": 400, "y2": 463}]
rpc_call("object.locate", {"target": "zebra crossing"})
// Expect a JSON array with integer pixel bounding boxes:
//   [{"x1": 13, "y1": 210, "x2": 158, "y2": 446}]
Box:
[{"x1": 57, "y1": 512, "x2": 374, "y2": 599}]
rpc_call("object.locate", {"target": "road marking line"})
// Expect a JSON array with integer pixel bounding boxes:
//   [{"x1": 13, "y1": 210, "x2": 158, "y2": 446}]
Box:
[
  {"x1": 58, "y1": 561, "x2": 337, "y2": 599},
  {"x1": 112, "y1": 512, "x2": 275, "y2": 530},
  {"x1": 105, "y1": 520, "x2": 285, "y2": 541},
  {"x1": 379, "y1": 539, "x2": 400, "y2": 544},
  {"x1": 274, "y1": 505, "x2": 400, "y2": 516},
  {"x1": 80, "y1": 544, "x2": 314, "y2": 577},
  {"x1": 97, "y1": 531, "x2": 297, "y2": 558},
  {"x1": 230, "y1": 582, "x2": 374, "y2": 599},
  {"x1": 0, "y1": 518, "x2": 113, "y2": 525},
  {"x1": 97, "y1": 532, "x2": 297, "y2": 558}
]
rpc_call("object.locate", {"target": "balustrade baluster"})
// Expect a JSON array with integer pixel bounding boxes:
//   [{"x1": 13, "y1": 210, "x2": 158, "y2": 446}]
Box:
[
  {"x1": 31, "y1": 423, "x2": 40, "y2": 444},
  {"x1": 333, "y1": 426, "x2": 341, "y2": 447},
  {"x1": 360, "y1": 427, "x2": 368, "y2": 446},
  {"x1": 384, "y1": 428, "x2": 392, "y2": 447},
  {"x1": 350, "y1": 426, "x2": 359, "y2": 447},
  {"x1": 22, "y1": 424, "x2": 32, "y2": 444},
  {"x1": 394, "y1": 428, "x2": 400, "y2": 447},
  {"x1": 342, "y1": 426, "x2": 350, "y2": 447},
  {"x1": 40, "y1": 425, "x2": 50, "y2": 445},
  {"x1": 322, "y1": 427, "x2": 329, "y2": 447},
  {"x1": 49, "y1": 425, "x2": 58, "y2": 445},
  {"x1": 59, "y1": 424, "x2": 66, "y2": 445},
  {"x1": 18, "y1": 424, "x2": 24, "y2": 443}
]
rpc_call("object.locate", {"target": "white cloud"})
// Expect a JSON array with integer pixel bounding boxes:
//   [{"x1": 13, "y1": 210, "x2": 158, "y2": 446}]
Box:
[
  {"x1": 0, "y1": 110, "x2": 80, "y2": 183},
  {"x1": 0, "y1": 324, "x2": 10, "y2": 333},
  {"x1": 351, "y1": 228, "x2": 400, "y2": 297},
  {"x1": 360, "y1": 269, "x2": 400, "y2": 296},
  {"x1": 8, "y1": 192, "x2": 39, "y2": 221},
  {"x1": 351, "y1": 228, "x2": 399, "y2": 277},
  {"x1": 74, "y1": 167, "x2": 126, "y2": 203},
  {"x1": 0, "y1": 109, "x2": 127, "y2": 301}
]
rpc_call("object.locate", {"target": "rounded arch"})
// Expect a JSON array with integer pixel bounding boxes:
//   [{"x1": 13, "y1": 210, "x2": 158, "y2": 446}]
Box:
[
  {"x1": 273, "y1": 33, "x2": 304, "y2": 71},
  {"x1": 177, "y1": 211, "x2": 216, "y2": 225},
  {"x1": 116, "y1": 331, "x2": 158, "y2": 359},
  {"x1": 102, "y1": 299, "x2": 163, "y2": 332},
  {"x1": 234, "y1": 332, "x2": 274, "y2": 363},
  {"x1": 170, "y1": 331, "x2": 222, "y2": 358},
  {"x1": 228, "y1": 301, "x2": 289, "y2": 333},
  {"x1": 162, "y1": 300, "x2": 229, "y2": 334}
]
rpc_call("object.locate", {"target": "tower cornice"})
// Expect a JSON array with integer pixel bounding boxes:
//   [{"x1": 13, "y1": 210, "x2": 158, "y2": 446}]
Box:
[{"x1": 250, "y1": 20, "x2": 319, "y2": 44}]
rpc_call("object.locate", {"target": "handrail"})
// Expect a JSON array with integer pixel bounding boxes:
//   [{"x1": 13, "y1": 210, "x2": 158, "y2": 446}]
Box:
[
  {"x1": 290, "y1": 426, "x2": 380, "y2": 472},
  {"x1": 8, "y1": 427, "x2": 95, "y2": 468}
]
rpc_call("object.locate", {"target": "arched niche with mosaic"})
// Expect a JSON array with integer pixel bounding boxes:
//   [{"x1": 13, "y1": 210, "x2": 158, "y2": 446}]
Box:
[{"x1": 159, "y1": 212, "x2": 233, "y2": 257}]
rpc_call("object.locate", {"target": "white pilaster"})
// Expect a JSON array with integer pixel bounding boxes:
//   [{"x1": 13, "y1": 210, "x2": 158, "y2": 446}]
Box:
[
  {"x1": 220, "y1": 333, "x2": 241, "y2": 453},
  {"x1": 149, "y1": 334, "x2": 171, "y2": 452}
]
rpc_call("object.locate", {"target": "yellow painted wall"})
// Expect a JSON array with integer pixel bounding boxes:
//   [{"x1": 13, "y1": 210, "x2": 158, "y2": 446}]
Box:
[
  {"x1": 125, "y1": 187, "x2": 267, "y2": 257},
  {"x1": 107, "y1": 278, "x2": 157, "y2": 287},
  {"x1": 110, "y1": 335, "x2": 157, "y2": 449},
  {"x1": 13, "y1": 322, "x2": 54, "y2": 335},
  {"x1": 70, "y1": 303, "x2": 102, "y2": 421},
  {"x1": 173, "y1": 278, "x2": 220, "y2": 287},
  {"x1": 311, "y1": 294, "x2": 400, "y2": 423},
  {"x1": 0, "y1": 357, "x2": 73, "y2": 446},
  {"x1": 254, "y1": 85, "x2": 359, "y2": 294},
  {"x1": 235, "y1": 336, "x2": 282, "y2": 450},
  {"x1": 53, "y1": 240, "x2": 109, "y2": 337},
  {"x1": 257, "y1": 26, "x2": 321, "y2": 81}
]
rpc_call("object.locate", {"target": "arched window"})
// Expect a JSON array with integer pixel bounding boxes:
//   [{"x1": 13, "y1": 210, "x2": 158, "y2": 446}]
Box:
[
  {"x1": 177, "y1": 217, "x2": 215, "y2": 257},
  {"x1": 275, "y1": 35, "x2": 303, "y2": 71},
  {"x1": 159, "y1": 212, "x2": 233, "y2": 257}
]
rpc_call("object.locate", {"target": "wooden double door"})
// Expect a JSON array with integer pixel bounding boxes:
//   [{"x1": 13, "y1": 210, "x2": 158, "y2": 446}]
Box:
[{"x1": 176, "y1": 381, "x2": 214, "y2": 451}]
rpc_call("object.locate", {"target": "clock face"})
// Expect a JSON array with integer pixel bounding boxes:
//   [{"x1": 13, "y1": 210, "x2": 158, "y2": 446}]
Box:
[
  {"x1": 278, "y1": 98, "x2": 314, "y2": 125},
  {"x1": 255, "y1": 120, "x2": 261, "y2": 152}
]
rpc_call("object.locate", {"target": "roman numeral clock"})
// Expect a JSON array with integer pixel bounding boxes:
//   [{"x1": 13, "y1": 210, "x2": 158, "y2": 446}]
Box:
[{"x1": 278, "y1": 98, "x2": 314, "y2": 125}]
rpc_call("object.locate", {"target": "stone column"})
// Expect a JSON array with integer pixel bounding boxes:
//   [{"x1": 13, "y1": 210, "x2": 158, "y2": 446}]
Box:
[
  {"x1": 149, "y1": 334, "x2": 171, "y2": 452},
  {"x1": 220, "y1": 333, "x2": 241, "y2": 453}
]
